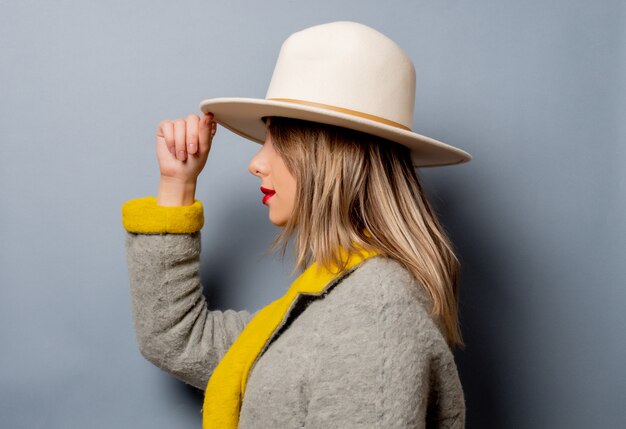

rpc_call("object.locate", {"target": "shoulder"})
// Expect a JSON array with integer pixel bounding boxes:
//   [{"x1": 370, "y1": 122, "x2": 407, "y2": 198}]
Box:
[
  {"x1": 304, "y1": 256, "x2": 465, "y2": 425},
  {"x1": 344, "y1": 255, "x2": 435, "y2": 309},
  {"x1": 315, "y1": 255, "x2": 449, "y2": 353}
]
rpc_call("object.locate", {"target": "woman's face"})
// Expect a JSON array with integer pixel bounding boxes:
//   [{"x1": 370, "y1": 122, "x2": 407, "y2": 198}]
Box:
[{"x1": 248, "y1": 119, "x2": 297, "y2": 227}]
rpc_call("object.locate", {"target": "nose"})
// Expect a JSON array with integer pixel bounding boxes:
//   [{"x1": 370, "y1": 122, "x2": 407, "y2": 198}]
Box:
[{"x1": 248, "y1": 147, "x2": 267, "y2": 178}]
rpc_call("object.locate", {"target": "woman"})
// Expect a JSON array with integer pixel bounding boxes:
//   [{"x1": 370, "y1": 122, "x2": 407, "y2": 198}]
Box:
[{"x1": 122, "y1": 21, "x2": 470, "y2": 428}]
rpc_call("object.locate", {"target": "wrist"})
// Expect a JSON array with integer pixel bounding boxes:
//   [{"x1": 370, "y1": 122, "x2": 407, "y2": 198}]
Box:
[{"x1": 157, "y1": 176, "x2": 197, "y2": 206}]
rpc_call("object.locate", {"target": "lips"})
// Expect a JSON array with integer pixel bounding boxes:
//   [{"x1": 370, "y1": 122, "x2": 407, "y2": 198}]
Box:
[{"x1": 260, "y1": 186, "x2": 275, "y2": 205}]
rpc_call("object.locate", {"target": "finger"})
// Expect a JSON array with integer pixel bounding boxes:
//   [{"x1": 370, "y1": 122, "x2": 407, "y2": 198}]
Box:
[
  {"x1": 186, "y1": 114, "x2": 200, "y2": 155},
  {"x1": 160, "y1": 121, "x2": 176, "y2": 157},
  {"x1": 198, "y1": 112, "x2": 214, "y2": 154},
  {"x1": 174, "y1": 119, "x2": 187, "y2": 161},
  {"x1": 156, "y1": 131, "x2": 173, "y2": 161}
]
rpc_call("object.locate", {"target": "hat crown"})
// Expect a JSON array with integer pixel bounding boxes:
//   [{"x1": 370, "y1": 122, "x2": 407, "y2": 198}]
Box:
[{"x1": 265, "y1": 21, "x2": 416, "y2": 130}]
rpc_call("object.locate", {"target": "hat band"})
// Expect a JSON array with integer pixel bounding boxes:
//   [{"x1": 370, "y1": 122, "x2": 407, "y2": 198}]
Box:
[{"x1": 268, "y1": 98, "x2": 411, "y2": 131}]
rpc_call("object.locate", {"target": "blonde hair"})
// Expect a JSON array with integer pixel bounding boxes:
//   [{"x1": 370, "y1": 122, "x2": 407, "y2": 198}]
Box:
[{"x1": 263, "y1": 115, "x2": 464, "y2": 349}]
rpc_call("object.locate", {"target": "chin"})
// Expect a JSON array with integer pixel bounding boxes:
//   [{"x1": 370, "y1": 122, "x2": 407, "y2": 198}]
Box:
[
  {"x1": 269, "y1": 214, "x2": 288, "y2": 227},
  {"x1": 271, "y1": 220, "x2": 288, "y2": 227}
]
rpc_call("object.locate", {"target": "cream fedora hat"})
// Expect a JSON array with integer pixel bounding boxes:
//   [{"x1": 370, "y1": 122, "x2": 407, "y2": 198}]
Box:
[{"x1": 199, "y1": 21, "x2": 471, "y2": 167}]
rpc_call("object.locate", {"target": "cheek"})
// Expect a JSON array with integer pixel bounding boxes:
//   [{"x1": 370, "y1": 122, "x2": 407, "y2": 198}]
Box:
[
  {"x1": 274, "y1": 185, "x2": 295, "y2": 211},
  {"x1": 274, "y1": 162, "x2": 297, "y2": 204},
  {"x1": 285, "y1": 166, "x2": 297, "y2": 194},
  {"x1": 283, "y1": 175, "x2": 297, "y2": 206}
]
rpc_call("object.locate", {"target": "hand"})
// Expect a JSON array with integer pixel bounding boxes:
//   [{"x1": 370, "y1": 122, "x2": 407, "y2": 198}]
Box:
[
  {"x1": 155, "y1": 113, "x2": 217, "y2": 206},
  {"x1": 156, "y1": 113, "x2": 217, "y2": 183}
]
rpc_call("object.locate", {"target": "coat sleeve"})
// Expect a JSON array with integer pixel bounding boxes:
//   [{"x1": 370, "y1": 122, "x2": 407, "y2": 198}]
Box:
[
  {"x1": 303, "y1": 259, "x2": 465, "y2": 429},
  {"x1": 122, "y1": 196, "x2": 258, "y2": 391}
]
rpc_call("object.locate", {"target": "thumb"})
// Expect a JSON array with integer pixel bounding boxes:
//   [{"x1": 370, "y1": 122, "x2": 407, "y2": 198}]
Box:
[{"x1": 198, "y1": 113, "x2": 215, "y2": 153}]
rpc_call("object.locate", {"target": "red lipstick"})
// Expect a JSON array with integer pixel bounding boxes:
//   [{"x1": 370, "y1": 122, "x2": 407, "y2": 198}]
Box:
[{"x1": 260, "y1": 186, "x2": 276, "y2": 205}]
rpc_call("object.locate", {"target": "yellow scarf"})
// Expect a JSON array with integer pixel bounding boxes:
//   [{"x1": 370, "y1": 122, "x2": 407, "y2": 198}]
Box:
[{"x1": 201, "y1": 244, "x2": 380, "y2": 428}]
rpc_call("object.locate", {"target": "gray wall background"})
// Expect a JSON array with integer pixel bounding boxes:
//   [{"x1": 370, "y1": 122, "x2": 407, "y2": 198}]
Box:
[{"x1": 1, "y1": 1, "x2": 624, "y2": 428}]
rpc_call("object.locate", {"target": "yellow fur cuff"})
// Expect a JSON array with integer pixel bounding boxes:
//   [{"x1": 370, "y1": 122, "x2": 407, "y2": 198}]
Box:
[{"x1": 121, "y1": 196, "x2": 204, "y2": 234}]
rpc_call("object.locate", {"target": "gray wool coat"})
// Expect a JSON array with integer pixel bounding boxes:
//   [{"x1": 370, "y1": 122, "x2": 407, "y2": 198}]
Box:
[{"x1": 125, "y1": 231, "x2": 466, "y2": 428}]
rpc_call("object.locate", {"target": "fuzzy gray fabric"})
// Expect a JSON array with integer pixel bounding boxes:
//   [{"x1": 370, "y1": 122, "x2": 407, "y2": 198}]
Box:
[{"x1": 125, "y1": 231, "x2": 466, "y2": 428}]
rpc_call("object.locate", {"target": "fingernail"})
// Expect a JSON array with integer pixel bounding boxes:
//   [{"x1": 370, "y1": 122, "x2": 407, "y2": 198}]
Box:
[
  {"x1": 188, "y1": 143, "x2": 196, "y2": 151},
  {"x1": 178, "y1": 150, "x2": 186, "y2": 159}
]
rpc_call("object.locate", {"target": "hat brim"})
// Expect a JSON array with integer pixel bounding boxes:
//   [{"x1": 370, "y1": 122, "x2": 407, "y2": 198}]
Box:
[{"x1": 199, "y1": 97, "x2": 471, "y2": 167}]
